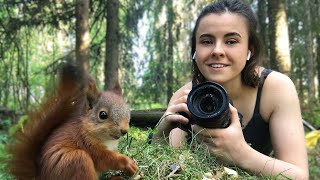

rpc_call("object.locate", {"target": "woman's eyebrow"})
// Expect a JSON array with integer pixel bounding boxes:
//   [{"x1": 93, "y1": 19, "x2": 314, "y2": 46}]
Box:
[
  {"x1": 199, "y1": 33, "x2": 214, "y2": 38},
  {"x1": 199, "y1": 32, "x2": 241, "y2": 39},
  {"x1": 224, "y1": 32, "x2": 241, "y2": 38}
]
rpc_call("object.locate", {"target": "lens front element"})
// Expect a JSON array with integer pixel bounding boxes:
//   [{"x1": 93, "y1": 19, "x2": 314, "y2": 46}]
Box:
[{"x1": 187, "y1": 82, "x2": 230, "y2": 128}]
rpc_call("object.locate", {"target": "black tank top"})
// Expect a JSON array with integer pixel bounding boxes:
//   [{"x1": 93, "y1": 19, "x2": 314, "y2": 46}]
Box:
[{"x1": 242, "y1": 68, "x2": 273, "y2": 155}]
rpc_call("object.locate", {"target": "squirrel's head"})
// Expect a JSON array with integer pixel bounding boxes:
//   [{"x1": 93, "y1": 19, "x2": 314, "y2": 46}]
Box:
[{"x1": 83, "y1": 90, "x2": 131, "y2": 145}]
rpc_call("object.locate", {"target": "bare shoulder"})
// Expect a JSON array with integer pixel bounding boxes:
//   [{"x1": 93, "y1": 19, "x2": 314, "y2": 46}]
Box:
[
  {"x1": 264, "y1": 70, "x2": 296, "y2": 90},
  {"x1": 260, "y1": 69, "x2": 301, "y2": 122},
  {"x1": 256, "y1": 66, "x2": 297, "y2": 92}
]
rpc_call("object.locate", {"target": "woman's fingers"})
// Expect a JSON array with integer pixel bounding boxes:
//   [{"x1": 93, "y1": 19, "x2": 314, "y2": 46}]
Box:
[
  {"x1": 195, "y1": 133, "x2": 215, "y2": 144},
  {"x1": 229, "y1": 104, "x2": 241, "y2": 125},
  {"x1": 192, "y1": 125, "x2": 218, "y2": 137},
  {"x1": 163, "y1": 113, "x2": 189, "y2": 125},
  {"x1": 169, "y1": 94, "x2": 188, "y2": 105}
]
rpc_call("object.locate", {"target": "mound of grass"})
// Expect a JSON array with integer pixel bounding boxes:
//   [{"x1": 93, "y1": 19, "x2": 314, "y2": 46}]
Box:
[{"x1": 101, "y1": 127, "x2": 257, "y2": 179}]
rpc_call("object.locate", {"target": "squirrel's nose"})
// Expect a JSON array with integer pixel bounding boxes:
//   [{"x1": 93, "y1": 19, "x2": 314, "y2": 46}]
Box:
[{"x1": 121, "y1": 129, "x2": 128, "y2": 135}]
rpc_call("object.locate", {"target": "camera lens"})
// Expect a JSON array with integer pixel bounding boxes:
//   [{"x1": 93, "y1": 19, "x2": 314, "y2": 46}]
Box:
[
  {"x1": 187, "y1": 82, "x2": 230, "y2": 128},
  {"x1": 199, "y1": 94, "x2": 217, "y2": 113}
]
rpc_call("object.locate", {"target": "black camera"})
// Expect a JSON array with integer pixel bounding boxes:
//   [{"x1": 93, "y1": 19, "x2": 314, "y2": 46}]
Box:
[
  {"x1": 180, "y1": 82, "x2": 232, "y2": 129},
  {"x1": 187, "y1": 81, "x2": 230, "y2": 128}
]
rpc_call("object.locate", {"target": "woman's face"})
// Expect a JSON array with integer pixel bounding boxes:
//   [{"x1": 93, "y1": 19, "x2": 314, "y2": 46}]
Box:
[{"x1": 195, "y1": 12, "x2": 250, "y2": 85}]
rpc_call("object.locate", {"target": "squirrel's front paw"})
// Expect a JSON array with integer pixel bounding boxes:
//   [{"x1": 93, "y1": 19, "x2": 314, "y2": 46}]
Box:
[{"x1": 119, "y1": 155, "x2": 138, "y2": 176}]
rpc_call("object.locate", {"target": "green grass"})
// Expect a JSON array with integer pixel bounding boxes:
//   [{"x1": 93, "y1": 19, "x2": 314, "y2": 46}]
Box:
[
  {"x1": 1, "y1": 127, "x2": 319, "y2": 179},
  {"x1": 0, "y1": 132, "x2": 12, "y2": 180},
  {"x1": 308, "y1": 145, "x2": 320, "y2": 180},
  {"x1": 100, "y1": 127, "x2": 259, "y2": 179}
]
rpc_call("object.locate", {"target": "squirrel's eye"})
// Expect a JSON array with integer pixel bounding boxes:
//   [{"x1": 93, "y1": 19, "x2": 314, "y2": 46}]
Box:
[{"x1": 99, "y1": 111, "x2": 108, "y2": 120}]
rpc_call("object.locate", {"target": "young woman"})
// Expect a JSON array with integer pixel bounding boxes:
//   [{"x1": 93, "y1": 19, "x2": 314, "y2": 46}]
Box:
[{"x1": 153, "y1": 0, "x2": 309, "y2": 179}]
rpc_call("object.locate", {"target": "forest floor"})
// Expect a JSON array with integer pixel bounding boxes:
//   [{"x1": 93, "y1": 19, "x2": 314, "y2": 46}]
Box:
[{"x1": 0, "y1": 127, "x2": 319, "y2": 179}]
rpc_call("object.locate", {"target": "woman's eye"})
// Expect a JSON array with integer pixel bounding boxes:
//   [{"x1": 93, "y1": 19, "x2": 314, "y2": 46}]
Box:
[
  {"x1": 201, "y1": 39, "x2": 213, "y2": 45},
  {"x1": 99, "y1": 111, "x2": 108, "y2": 120},
  {"x1": 226, "y1": 39, "x2": 237, "y2": 45}
]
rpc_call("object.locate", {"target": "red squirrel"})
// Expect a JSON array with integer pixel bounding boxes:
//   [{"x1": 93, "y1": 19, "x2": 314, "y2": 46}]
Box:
[{"x1": 6, "y1": 62, "x2": 138, "y2": 180}]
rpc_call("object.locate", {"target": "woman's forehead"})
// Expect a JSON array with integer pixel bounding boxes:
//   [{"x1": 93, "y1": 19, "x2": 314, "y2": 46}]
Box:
[{"x1": 196, "y1": 12, "x2": 249, "y2": 38}]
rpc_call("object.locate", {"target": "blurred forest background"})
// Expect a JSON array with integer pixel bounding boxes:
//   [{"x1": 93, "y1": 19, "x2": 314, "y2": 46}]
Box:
[
  {"x1": 0, "y1": 0, "x2": 320, "y2": 178},
  {"x1": 1, "y1": 0, "x2": 320, "y2": 128}
]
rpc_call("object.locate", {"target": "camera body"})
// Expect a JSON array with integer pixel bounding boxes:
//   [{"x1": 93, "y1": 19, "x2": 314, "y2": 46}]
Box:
[
  {"x1": 187, "y1": 81, "x2": 230, "y2": 128},
  {"x1": 182, "y1": 82, "x2": 231, "y2": 129}
]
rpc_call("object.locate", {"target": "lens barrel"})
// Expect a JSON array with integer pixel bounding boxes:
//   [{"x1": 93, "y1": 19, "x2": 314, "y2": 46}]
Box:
[{"x1": 187, "y1": 82, "x2": 230, "y2": 128}]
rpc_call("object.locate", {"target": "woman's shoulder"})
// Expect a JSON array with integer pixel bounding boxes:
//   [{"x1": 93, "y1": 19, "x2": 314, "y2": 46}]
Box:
[
  {"x1": 259, "y1": 67, "x2": 301, "y2": 122},
  {"x1": 261, "y1": 67, "x2": 296, "y2": 90},
  {"x1": 260, "y1": 67, "x2": 299, "y2": 107}
]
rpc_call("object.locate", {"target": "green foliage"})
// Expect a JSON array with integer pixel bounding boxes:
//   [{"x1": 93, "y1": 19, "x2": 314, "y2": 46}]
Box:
[
  {"x1": 302, "y1": 102, "x2": 320, "y2": 129},
  {"x1": 8, "y1": 115, "x2": 28, "y2": 136},
  {"x1": 0, "y1": 119, "x2": 12, "y2": 179},
  {"x1": 0, "y1": 144, "x2": 12, "y2": 180},
  {"x1": 308, "y1": 145, "x2": 320, "y2": 180}
]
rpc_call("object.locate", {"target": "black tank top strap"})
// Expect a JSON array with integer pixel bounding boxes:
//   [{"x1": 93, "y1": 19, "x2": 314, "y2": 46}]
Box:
[{"x1": 253, "y1": 68, "x2": 272, "y2": 114}]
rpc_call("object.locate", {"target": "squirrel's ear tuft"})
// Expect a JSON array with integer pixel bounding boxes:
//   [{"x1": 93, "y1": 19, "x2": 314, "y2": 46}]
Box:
[
  {"x1": 112, "y1": 83, "x2": 122, "y2": 96},
  {"x1": 86, "y1": 75, "x2": 101, "y2": 107}
]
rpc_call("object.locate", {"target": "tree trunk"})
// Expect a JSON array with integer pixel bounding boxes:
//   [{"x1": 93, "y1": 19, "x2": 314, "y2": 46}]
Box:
[
  {"x1": 304, "y1": 0, "x2": 315, "y2": 107},
  {"x1": 268, "y1": 0, "x2": 291, "y2": 75},
  {"x1": 75, "y1": 0, "x2": 90, "y2": 71},
  {"x1": 317, "y1": 37, "x2": 320, "y2": 102},
  {"x1": 130, "y1": 109, "x2": 165, "y2": 128},
  {"x1": 105, "y1": 0, "x2": 121, "y2": 91},
  {"x1": 129, "y1": 109, "x2": 315, "y2": 130},
  {"x1": 166, "y1": 0, "x2": 174, "y2": 104},
  {"x1": 257, "y1": 0, "x2": 269, "y2": 67},
  {"x1": 316, "y1": 0, "x2": 320, "y2": 103}
]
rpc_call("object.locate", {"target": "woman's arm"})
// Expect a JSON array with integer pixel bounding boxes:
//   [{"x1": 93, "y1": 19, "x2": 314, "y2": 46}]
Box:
[
  {"x1": 192, "y1": 72, "x2": 309, "y2": 179},
  {"x1": 245, "y1": 71, "x2": 309, "y2": 179}
]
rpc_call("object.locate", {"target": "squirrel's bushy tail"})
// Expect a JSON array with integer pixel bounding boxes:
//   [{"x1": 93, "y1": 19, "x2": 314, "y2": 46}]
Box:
[{"x1": 5, "y1": 62, "x2": 92, "y2": 179}]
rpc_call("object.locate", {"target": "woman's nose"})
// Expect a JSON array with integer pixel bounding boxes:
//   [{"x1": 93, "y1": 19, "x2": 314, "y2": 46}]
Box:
[{"x1": 211, "y1": 41, "x2": 225, "y2": 58}]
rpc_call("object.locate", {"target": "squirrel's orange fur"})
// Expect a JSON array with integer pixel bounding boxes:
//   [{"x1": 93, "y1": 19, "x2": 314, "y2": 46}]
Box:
[{"x1": 6, "y1": 62, "x2": 138, "y2": 180}]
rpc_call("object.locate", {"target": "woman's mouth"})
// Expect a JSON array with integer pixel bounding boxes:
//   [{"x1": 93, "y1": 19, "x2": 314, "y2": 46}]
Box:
[{"x1": 209, "y1": 64, "x2": 227, "y2": 68}]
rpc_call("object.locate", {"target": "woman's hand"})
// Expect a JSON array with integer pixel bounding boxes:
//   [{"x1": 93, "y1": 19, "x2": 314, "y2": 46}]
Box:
[
  {"x1": 164, "y1": 88, "x2": 191, "y2": 126},
  {"x1": 192, "y1": 104, "x2": 251, "y2": 165},
  {"x1": 153, "y1": 83, "x2": 192, "y2": 141}
]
